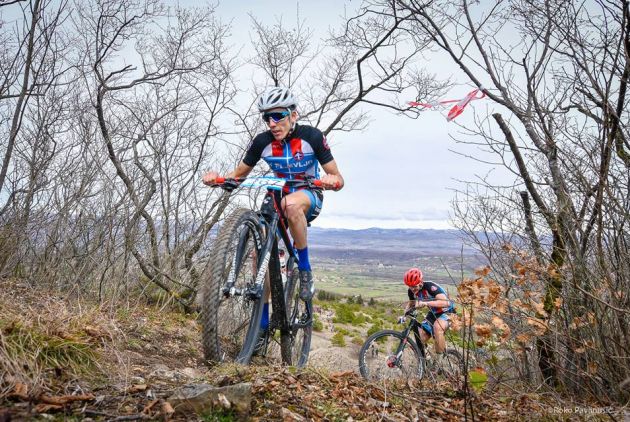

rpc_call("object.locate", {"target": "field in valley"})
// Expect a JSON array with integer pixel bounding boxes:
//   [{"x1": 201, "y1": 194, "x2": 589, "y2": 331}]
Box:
[{"x1": 307, "y1": 228, "x2": 484, "y2": 300}]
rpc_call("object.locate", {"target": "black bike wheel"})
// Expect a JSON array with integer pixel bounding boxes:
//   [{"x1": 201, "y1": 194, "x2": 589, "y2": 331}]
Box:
[
  {"x1": 280, "y1": 257, "x2": 312, "y2": 367},
  {"x1": 201, "y1": 208, "x2": 265, "y2": 364},
  {"x1": 358, "y1": 330, "x2": 424, "y2": 381}
]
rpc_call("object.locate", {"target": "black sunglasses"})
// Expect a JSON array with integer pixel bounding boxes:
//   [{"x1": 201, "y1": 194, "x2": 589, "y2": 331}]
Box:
[{"x1": 262, "y1": 110, "x2": 291, "y2": 123}]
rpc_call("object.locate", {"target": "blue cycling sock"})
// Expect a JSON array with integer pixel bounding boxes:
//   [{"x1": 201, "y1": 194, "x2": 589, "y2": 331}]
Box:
[
  {"x1": 296, "y1": 247, "x2": 311, "y2": 271},
  {"x1": 260, "y1": 302, "x2": 269, "y2": 330}
]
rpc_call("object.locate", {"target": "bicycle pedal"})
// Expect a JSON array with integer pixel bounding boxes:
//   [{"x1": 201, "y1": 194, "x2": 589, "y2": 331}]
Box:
[{"x1": 244, "y1": 285, "x2": 263, "y2": 300}]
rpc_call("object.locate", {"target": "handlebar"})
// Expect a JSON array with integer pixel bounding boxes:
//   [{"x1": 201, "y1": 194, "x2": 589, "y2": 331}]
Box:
[{"x1": 210, "y1": 176, "x2": 340, "y2": 192}]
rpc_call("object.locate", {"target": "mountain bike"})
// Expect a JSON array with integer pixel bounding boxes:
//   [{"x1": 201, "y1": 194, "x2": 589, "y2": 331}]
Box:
[
  {"x1": 358, "y1": 306, "x2": 464, "y2": 385},
  {"x1": 201, "y1": 176, "x2": 330, "y2": 367}
]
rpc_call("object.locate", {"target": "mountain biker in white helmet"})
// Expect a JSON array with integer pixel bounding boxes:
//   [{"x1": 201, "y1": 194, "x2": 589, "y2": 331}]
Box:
[{"x1": 203, "y1": 86, "x2": 344, "y2": 330}]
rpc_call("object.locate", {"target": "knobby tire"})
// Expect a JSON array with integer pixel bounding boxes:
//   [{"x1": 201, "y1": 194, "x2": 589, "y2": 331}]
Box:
[
  {"x1": 201, "y1": 208, "x2": 265, "y2": 364},
  {"x1": 280, "y1": 257, "x2": 312, "y2": 367},
  {"x1": 358, "y1": 330, "x2": 424, "y2": 381}
]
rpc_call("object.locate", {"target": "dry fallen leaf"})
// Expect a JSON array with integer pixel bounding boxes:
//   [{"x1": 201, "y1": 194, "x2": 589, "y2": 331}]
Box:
[
  {"x1": 142, "y1": 399, "x2": 159, "y2": 414},
  {"x1": 127, "y1": 384, "x2": 148, "y2": 393},
  {"x1": 10, "y1": 382, "x2": 29, "y2": 400},
  {"x1": 162, "y1": 401, "x2": 175, "y2": 415},
  {"x1": 39, "y1": 393, "x2": 95, "y2": 405},
  {"x1": 35, "y1": 404, "x2": 63, "y2": 413}
]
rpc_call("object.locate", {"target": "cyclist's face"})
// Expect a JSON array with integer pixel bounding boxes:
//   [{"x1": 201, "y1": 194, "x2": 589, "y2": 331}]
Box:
[
  {"x1": 264, "y1": 107, "x2": 296, "y2": 140},
  {"x1": 410, "y1": 284, "x2": 422, "y2": 293}
]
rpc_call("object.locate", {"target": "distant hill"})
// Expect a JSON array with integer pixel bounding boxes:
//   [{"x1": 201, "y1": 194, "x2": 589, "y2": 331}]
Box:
[
  {"x1": 308, "y1": 227, "x2": 479, "y2": 257},
  {"x1": 306, "y1": 227, "x2": 484, "y2": 293}
]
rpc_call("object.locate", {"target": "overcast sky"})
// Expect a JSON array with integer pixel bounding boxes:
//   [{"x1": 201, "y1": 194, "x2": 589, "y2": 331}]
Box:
[
  {"x1": 205, "y1": 0, "x2": 515, "y2": 230},
  {"x1": 210, "y1": 0, "x2": 516, "y2": 230}
]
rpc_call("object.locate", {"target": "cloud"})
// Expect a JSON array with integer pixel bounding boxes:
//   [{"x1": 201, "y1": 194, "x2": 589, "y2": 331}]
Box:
[{"x1": 322, "y1": 208, "x2": 451, "y2": 222}]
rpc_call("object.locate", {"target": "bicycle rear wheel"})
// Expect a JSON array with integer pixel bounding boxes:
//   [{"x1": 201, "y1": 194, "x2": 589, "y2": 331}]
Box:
[
  {"x1": 201, "y1": 208, "x2": 265, "y2": 364},
  {"x1": 359, "y1": 330, "x2": 424, "y2": 381},
  {"x1": 280, "y1": 257, "x2": 312, "y2": 367}
]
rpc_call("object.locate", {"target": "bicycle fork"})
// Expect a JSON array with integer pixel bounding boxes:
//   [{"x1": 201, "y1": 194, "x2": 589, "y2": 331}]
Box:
[
  {"x1": 221, "y1": 217, "x2": 278, "y2": 301},
  {"x1": 389, "y1": 328, "x2": 412, "y2": 368}
]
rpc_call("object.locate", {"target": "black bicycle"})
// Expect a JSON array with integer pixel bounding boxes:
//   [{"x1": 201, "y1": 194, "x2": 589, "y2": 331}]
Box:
[
  {"x1": 358, "y1": 306, "x2": 464, "y2": 384},
  {"x1": 202, "y1": 176, "x2": 329, "y2": 367}
]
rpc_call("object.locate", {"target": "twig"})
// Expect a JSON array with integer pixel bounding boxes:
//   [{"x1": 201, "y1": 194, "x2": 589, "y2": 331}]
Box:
[
  {"x1": 385, "y1": 389, "x2": 466, "y2": 417},
  {"x1": 307, "y1": 367, "x2": 333, "y2": 388},
  {"x1": 421, "y1": 401, "x2": 466, "y2": 418},
  {"x1": 83, "y1": 409, "x2": 150, "y2": 421}
]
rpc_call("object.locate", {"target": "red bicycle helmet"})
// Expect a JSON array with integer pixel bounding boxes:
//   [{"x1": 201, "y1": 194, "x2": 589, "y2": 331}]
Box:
[{"x1": 403, "y1": 268, "x2": 423, "y2": 287}]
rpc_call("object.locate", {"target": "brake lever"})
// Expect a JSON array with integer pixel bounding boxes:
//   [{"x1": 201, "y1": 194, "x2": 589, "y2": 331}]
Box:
[{"x1": 210, "y1": 177, "x2": 242, "y2": 192}]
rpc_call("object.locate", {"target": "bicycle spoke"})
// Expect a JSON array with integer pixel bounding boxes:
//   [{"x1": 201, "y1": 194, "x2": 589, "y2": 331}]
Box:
[{"x1": 359, "y1": 330, "x2": 423, "y2": 381}]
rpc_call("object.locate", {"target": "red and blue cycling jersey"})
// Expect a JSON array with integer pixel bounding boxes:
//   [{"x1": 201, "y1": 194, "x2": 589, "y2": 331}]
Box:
[
  {"x1": 243, "y1": 124, "x2": 333, "y2": 193},
  {"x1": 407, "y1": 281, "x2": 455, "y2": 315}
]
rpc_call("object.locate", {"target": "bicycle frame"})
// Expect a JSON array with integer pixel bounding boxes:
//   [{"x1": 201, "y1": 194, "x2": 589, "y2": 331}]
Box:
[
  {"x1": 204, "y1": 175, "x2": 327, "y2": 365},
  {"x1": 391, "y1": 315, "x2": 427, "y2": 367},
  {"x1": 258, "y1": 188, "x2": 301, "y2": 333},
  {"x1": 220, "y1": 188, "x2": 295, "y2": 303},
  {"x1": 237, "y1": 187, "x2": 313, "y2": 363}
]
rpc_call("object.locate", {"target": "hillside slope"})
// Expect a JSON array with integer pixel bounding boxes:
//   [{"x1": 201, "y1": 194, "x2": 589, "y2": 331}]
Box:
[{"x1": 0, "y1": 279, "x2": 613, "y2": 421}]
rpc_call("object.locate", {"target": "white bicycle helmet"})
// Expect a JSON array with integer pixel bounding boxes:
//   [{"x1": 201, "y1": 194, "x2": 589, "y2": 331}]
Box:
[{"x1": 257, "y1": 87, "x2": 298, "y2": 112}]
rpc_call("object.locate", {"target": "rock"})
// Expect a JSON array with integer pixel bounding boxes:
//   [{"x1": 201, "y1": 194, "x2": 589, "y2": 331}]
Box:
[
  {"x1": 168, "y1": 383, "x2": 252, "y2": 415},
  {"x1": 149, "y1": 364, "x2": 177, "y2": 381},
  {"x1": 217, "y1": 393, "x2": 231, "y2": 409},
  {"x1": 130, "y1": 376, "x2": 146, "y2": 384},
  {"x1": 180, "y1": 367, "x2": 202, "y2": 379},
  {"x1": 281, "y1": 407, "x2": 306, "y2": 421}
]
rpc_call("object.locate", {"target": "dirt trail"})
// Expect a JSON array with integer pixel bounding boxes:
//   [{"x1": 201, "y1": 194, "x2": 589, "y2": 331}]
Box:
[{"x1": 307, "y1": 329, "x2": 361, "y2": 373}]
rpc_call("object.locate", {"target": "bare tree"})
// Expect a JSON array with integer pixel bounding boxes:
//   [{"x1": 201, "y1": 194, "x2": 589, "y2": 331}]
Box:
[
  {"x1": 245, "y1": 1, "x2": 448, "y2": 138},
  {"x1": 401, "y1": 0, "x2": 630, "y2": 400},
  {"x1": 58, "y1": 0, "x2": 240, "y2": 308}
]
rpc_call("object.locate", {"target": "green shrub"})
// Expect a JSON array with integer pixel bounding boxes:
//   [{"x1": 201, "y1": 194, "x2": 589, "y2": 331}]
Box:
[
  {"x1": 335, "y1": 327, "x2": 350, "y2": 336},
  {"x1": 331, "y1": 303, "x2": 366, "y2": 326},
  {"x1": 367, "y1": 321, "x2": 383, "y2": 337},
  {"x1": 351, "y1": 336, "x2": 364, "y2": 346},
  {"x1": 317, "y1": 290, "x2": 342, "y2": 302},
  {"x1": 331, "y1": 331, "x2": 346, "y2": 347},
  {"x1": 313, "y1": 314, "x2": 324, "y2": 332},
  {"x1": 332, "y1": 305, "x2": 355, "y2": 324}
]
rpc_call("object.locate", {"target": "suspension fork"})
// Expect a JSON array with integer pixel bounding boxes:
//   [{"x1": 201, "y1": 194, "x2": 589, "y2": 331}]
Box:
[
  {"x1": 223, "y1": 220, "x2": 262, "y2": 297},
  {"x1": 391, "y1": 326, "x2": 413, "y2": 363},
  {"x1": 242, "y1": 213, "x2": 279, "y2": 301}
]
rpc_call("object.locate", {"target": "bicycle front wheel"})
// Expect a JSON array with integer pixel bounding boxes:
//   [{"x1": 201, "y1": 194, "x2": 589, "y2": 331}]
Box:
[
  {"x1": 201, "y1": 208, "x2": 265, "y2": 364},
  {"x1": 280, "y1": 257, "x2": 312, "y2": 367},
  {"x1": 359, "y1": 330, "x2": 424, "y2": 381}
]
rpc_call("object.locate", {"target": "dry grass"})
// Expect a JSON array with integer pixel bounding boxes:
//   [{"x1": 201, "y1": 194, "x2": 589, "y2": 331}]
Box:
[
  {"x1": 0, "y1": 279, "x2": 110, "y2": 399},
  {"x1": 0, "y1": 277, "x2": 204, "y2": 402}
]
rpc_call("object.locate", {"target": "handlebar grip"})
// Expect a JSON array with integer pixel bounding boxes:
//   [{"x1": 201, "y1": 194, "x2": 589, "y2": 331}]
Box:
[
  {"x1": 216, "y1": 177, "x2": 225, "y2": 184},
  {"x1": 312, "y1": 179, "x2": 340, "y2": 190}
]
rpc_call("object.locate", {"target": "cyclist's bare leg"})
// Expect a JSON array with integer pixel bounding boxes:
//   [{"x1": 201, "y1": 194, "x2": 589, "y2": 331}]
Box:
[
  {"x1": 281, "y1": 191, "x2": 311, "y2": 248},
  {"x1": 433, "y1": 319, "x2": 449, "y2": 353},
  {"x1": 282, "y1": 191, "x2": 316, "y2": 301},
  {"x1": 419, "y1": 329, "x2": 430, "y2": 345}
]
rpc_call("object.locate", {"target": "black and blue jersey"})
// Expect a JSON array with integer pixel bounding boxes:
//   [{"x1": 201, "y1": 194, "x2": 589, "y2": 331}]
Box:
[
  {"x1": 408, "y1": 281, "x2": 455, "y2": 315},
  {"x1": 243, "y1": 124, "x2": 333, "y2": 193}
]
